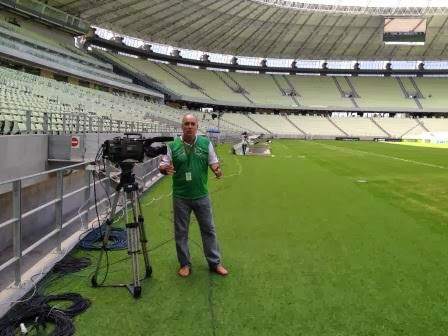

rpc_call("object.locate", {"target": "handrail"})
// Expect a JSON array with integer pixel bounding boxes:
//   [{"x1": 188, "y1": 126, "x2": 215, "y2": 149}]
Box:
[
  {"x1": 0, "y1": 161, "x2": 88, "y2": 186},
  {"x1": 0, "y1": 156, "x2": 162, "y2": 287}
]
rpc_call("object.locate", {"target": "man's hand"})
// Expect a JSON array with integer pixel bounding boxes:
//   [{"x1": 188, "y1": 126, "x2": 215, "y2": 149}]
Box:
[
  {"x1": 210, "y1": 163, "x2": 222, "y2": 179},
  {"x1": 159, "y1": 163, "x2": 175, "y2": 175}
]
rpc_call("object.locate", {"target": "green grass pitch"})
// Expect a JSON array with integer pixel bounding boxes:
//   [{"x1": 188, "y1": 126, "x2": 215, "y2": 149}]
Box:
[{"x1": 43, "y1": 140, "x2": 448, "y2": 336}]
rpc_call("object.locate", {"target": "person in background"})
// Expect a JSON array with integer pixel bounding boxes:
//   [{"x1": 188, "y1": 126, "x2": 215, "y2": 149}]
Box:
[{"x1": 242, "y1": 132, "x2": 249, "y2": 155}]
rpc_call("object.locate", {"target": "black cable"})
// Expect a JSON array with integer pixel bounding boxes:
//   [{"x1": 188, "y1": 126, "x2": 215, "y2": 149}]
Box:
[
  {"x1": 52, "y1": 255, "x2": 92, "y2": 275},
  {"x1": 0, "y1": 254, "x2": 94, "y2": 335},
  {"x1": 0, "y1": 292, "x2": 90, "y2": 336},
  {"x1": 101, "y1": 156, "x2": 112, "y2": 208},
  {"x1": 42, "y1": 293, "x2": 90, "y2": 317},
  {"x1": 92, "y1": 171, "x2": 103, "y2": 236},
  {"x1": 149, "y1": 237, "x2": 174, "y2": 252},
  {"x1": 78, "y1": 226, "x2": 127, "y2": 250}
]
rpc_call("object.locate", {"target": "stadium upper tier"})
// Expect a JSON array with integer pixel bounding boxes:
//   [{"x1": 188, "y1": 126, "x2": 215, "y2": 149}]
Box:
[
  {"x1": 48, "y1": 0, "x2": 448, "y2": 60},
  {"x1": 94, "y1": 51, "x2": 448, "y2": 112},
  {"x1": 0, "y1": 11, "x2": 162, "y2": 99}
]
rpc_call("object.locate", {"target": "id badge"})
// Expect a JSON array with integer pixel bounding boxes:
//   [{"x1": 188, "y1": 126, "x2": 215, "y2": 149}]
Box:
[{"x1": 185, "y1": 172, "x2": 192, "y2": 182}]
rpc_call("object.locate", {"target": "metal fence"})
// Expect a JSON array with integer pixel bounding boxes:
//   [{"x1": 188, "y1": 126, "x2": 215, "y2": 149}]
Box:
[
  {"x1": 0, "y1": 110, "x2": 179, "y2": 135},
  {"x1": 0, "y1": 156, "x2": 162, "y2": 287}
]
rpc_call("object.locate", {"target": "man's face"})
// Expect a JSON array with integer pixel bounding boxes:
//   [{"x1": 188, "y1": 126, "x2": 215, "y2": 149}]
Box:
[{"x1": 182, "y1": 116, "x2": 198, "y2": 138}]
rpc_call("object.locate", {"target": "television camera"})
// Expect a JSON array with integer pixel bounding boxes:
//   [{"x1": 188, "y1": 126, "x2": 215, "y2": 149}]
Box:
[
  {"x1": 102, "y1": 133, "x2": 173, "y2": 164},
  {"x1": 91, "y1": 133, "x2": 173, "y2": 298}
]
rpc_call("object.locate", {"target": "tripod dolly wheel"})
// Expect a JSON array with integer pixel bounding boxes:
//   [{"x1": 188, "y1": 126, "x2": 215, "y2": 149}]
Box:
[{"x1": 133, "y1": 286, "x2": 142, "y2": 298}]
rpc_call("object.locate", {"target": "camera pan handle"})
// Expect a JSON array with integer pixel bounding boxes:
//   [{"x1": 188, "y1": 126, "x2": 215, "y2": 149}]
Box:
[{"x1": 124, "y1": 133, "x2": 143, "y2": 139}]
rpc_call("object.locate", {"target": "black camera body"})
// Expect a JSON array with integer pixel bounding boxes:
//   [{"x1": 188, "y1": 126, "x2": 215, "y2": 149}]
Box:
[{"x1": 102, "y1": 133, "x2": 173, "y2": 164}]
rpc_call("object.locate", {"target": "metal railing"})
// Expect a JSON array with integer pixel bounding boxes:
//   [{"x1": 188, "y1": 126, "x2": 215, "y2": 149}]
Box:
[
  {"x1": 0, "y1": 156, "x2": 162, "y2": 287},
  {"x1": 0, "y1": 110, "x2": 177, "y2": 135}
]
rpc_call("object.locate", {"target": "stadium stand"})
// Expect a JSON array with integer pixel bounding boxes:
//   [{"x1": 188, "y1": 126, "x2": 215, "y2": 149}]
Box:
[
  {"x1": 287, "y1": 115, "x2": 345, "y2": 137},
  {"x1": 0, "y1": 12, "x2": 96, "y2": 62},
  {"x1": 3, "y1": 62, "x2": 446, "y2": 139},
  {"x1": 0, "y1": 66, "x2": 179, "y2": 134},
  {"x1": 93, "y1": 51, "x2": 441, "y2": 112},
  {"x1": 93, "y1": 51, "x2": 209, "y2": 100},
  {"x1": 330, "y1": 117, "x2": 388, "y2": 137},
  {"x1": 250, "y1": 114, "x2": 302, "y2": 136},
  {"x1": 227, "y1": 72, "x2": 297, "y2": 108},
  {"x1": 170, "y1": 66, "x2": 249, "y2": 104},
  {"x1": 221, "y1": 113, "x2": 267, "y2": 133},
  {"x1": 420, "y1": 117, "x2": 448, "y2": 132},
  {"x1": 416, "y1": 78, "x2": 448, "y2": 109},
  {"x1": 350, "y1": 77, "x2": 417, "y2": 109},
  {"x1": 288, "y1": 76, "x2": 353, "y2": 108},
  {"x1": 373, "y1": 117, "x2": 427, "y2": 138}
]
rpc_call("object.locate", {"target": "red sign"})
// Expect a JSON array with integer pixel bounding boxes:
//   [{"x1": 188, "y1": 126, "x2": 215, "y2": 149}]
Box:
[{"x1": 71, "y1": 136, "x2": 80, "y2": 149}]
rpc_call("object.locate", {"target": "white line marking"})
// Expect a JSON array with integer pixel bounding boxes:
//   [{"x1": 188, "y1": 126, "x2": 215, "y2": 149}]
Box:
[
  {"x1": 221, "y1": 156, "x2": 243, "y2": 179},
  {"x1": 310, "y1": 142, "x2": 448, "y2": 170}
]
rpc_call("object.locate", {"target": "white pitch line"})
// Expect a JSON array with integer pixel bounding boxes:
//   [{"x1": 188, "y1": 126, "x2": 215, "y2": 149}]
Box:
[
  {"x1": 310, "y1": 142, "x2": 448, "y2": 170},
  {"x1": 220, "y1": 155, "x2": 243, "y2": 179}
]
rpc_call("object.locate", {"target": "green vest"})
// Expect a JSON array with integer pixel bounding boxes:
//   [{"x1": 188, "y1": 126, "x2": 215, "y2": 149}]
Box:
[{"x1": 169, "y1": 136, "x2": 210, "y2": 199}]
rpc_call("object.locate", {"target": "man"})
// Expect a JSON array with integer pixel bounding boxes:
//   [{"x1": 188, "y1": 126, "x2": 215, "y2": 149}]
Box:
[
  {"x1": 159, "y1": 114, "x2": 229, "y2": 277},
  {"x1": 242, "y1": 132, "x2": 249, "y2": 155}
]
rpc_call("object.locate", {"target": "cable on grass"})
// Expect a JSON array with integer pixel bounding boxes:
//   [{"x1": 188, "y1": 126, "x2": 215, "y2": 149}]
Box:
[
  {"x1": 0, "y1": 292, "x2": 90, "y2": 336},
  {"x1": 78, "y1": 226, "x2": 127, "y2": 251},
  {"x1": 52, "y1": 255, "x2": 92, "y2": 275}
]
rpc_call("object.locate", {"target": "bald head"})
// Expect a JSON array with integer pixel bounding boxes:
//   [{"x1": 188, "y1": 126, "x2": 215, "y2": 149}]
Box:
[
  {"x1": 181, "y1": 114, "x2": 198, "y2": 143},
  {"x1": 182, "y1": 114, "x2": 198, "y2": 125}
]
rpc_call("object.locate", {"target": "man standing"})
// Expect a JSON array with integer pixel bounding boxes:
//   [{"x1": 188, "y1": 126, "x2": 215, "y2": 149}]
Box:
[
  {"x1": 159, "y1": 114, "x2": 229, "y2": 277},
  {"x1": 242, "y1": 132, "x2": 249, "y2": 155}
]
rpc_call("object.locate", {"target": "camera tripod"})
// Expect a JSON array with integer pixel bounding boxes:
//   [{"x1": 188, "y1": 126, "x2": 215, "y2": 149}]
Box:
[{"x1": 91, "y1": 162, "x2": 152, "y2": 298}]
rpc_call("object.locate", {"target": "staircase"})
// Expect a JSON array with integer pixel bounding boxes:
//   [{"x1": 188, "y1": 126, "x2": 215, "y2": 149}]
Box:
[
  {"x1": 396, "y1": 77, "x2": 423, "y2": 110},
  {"x1": 333, "y1": 77, "x2": 358, "y2": 108},
  {"x1": 157, "y1": 63, "x2": 215, "y2": 100},
  {"x1": 350, "y1": 98, "x2": 359, "y2": 108},
  {"x1": 370, "y1": 118, "x2": 391, "y2": 137},
  {"x1": 414, "y1": 98, "x2": 423, "y2": 109},
  {"x1": 344, "y1": 77, "x2": 360, "y2": 98},
  {"x1": 332, "y1": 76, "x2": 345, "y2": 97},
  {"x1": 396, "y1": 77, "x2": 409, "y2": 98},
  {"x1": 283, "y1": 75, "x2": 301, "y2": 97},
  {"x1": 215, "y1": 72, "x2": 253, "y2": 103},
  {"x1": 271, "y1": 75, "x2": 300, "y2": 107},
  {"x1": 416, "y1": 118, "x2": 430, "y2": 132},
  {"x1": 271, "y1": 75, "x2": 286, "y2": 95},
  {"x1": 410, "y1": 77, "x2": 424, "y2": 98},
  {"x1": 284, "y1": 115, "x2": 306, "y2": 135},
  {"x1": 326, "y1": 116, "x2": 349, "y2": 136},
  {"x1": 246, "y1": 114, "x2": 272, "y2": 134}
]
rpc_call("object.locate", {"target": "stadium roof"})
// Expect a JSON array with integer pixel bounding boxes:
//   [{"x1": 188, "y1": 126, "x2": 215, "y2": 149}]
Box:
[{"x1": 48, "y1": 0, "x2": 448, "y2": 60}]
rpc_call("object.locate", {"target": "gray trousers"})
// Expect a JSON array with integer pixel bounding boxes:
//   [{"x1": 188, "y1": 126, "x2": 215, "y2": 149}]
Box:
[{"x1": 173, "y1": 195, "x2": 221, "y2": 268}]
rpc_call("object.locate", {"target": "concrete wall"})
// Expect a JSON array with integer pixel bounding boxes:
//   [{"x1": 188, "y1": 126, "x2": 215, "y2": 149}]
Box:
[{"x1": 0, "y1": 135, "x2": 48, "y2": 193}]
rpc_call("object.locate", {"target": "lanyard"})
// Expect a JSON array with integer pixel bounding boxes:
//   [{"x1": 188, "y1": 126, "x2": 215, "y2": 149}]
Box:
[{"x1": 182, "y1": 141, "x2": 195, "y2": 168}]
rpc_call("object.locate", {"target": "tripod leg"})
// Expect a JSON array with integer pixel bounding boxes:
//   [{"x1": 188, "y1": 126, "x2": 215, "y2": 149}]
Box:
[
  {"x1": 135, "y1": 191, "x2": 152, "y2": 277},
  {"x1": 126, "y1": 191, "x2": 141, "y2": 297},
  {"x1": 91, "y1": 191, "x2": 121, "y2": 287}
]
